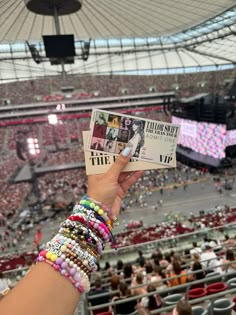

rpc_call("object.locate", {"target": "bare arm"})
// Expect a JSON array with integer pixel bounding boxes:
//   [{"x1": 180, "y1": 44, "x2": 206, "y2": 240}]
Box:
[
  {"x1": 0, "y1": 263, "x2": 79, "y2": 315},
  {"x1": 0, "y1": 147, "x2": 143, "y2": 315}
]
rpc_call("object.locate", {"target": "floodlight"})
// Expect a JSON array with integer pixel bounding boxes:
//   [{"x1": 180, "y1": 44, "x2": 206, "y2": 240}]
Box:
[{"x1": 48, "y1": 114, "x2": 58, "y2": 125}]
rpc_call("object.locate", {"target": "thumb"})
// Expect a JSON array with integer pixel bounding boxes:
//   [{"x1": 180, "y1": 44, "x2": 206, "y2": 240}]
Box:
[{"x1": 107, "y1": 147, "x2": 132, "y2": 180}]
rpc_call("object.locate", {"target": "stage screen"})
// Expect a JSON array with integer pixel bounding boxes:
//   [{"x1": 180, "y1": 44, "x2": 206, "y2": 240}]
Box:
[
  {"x1": 172, "y1": 116, "x2": 226, "y2": 159},
  {"x1": 225, "y1": 130, "x2": 236, "y2": 147}
]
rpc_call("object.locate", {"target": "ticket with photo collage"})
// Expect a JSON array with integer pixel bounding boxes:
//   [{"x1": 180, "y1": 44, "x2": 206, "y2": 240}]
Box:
[
  {"x1": 83, "y1": 131, "x2": 176, "y2": 175},
  {"x1": 88, "y1": 109, "x2": 180, "y2": 166}
]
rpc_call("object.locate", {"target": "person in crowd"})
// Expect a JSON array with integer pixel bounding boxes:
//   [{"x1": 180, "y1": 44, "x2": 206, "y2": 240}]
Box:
[
  {"x1": 0, "y1": 272, "x2": 11, "y2": 300},
  {"x1": 112, "y1": 282, "x2": 137, "y2": 315},
  {"x1": 156, "y1": 252, "x2": 169, "y2": 268},
  {"x1": 150, "y1": 265, "x2": 166, "y2": 289},
  {"x1": 172, "y1": 300, "x2": 192, "y2": 315},
  {"x1": 110, "y1": 274, "x2": 120, "y2": 292},
  {"x1": 136, "y1": 250, "x2": 146, "y2": 267},
  {"x1": 201, "y1": 244, "x2": 222, "y2": 273},
  {"x1": 123, "y1": 263, "x2": 134, "y2": 285},
  {"x1": 88, "y1": 277, "x2": 110, "y2": 313},
  {"x1": 116, "y1": 260, "x2": 124, "y2": 274},
  {"x1": 224, "y1": 234, "x2": 235, "y2": 246},
  {"x1": 190, "y1": 242, "x2": 202, "y2": 257},
  {"x1": 167, "y1": 261, "x2": 187, "y2": 287},
  {"x1": 188, "y1": 261, "x2": 205, "y2": 289},
  {"x1": 104, "y1": 261, "x2": 112, "y2": 272},
  {"x1": 145, "y1": 263, "x2": 154, "y2": 281},
  {"x1": 164, "y1": 253, "x2": 172, "y2": 274},
  {"x1": 0, "y1": 146, "x2": 143, "y2": 315},
  {"x1": 131, "y1": 272, "x2": 146, "y2": 296},
  {"x1": 32, "y1": 226, "x2": 42, "y2": 252},
  {"x1": 140, "y1": 284, "x2": 162, "y2": 313},
  {"x1": 221, "y1": 249, "x2": 236, "y2": 273}
]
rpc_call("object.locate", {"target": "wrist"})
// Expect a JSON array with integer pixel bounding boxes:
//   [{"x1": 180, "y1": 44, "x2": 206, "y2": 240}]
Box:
[{"x1": 36, "y1": 196, "x2": 118, "y2": 293}]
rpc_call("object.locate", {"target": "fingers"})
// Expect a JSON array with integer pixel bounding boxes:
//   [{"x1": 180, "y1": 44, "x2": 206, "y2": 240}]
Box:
[
  {"x1": 106, "y1": 147, "x2": 132, "y2": 180},
  {"x1": 120, "y1": 170, "x2": 144, "y2": 193},
  {"x1": 118, "y1": 171, "x2": 134, "y2": 183}
]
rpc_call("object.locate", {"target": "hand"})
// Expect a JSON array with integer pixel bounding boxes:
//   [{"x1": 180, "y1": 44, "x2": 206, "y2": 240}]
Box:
[{"x1": 87, "y1": 148, "x2": 144, "y2": 218}]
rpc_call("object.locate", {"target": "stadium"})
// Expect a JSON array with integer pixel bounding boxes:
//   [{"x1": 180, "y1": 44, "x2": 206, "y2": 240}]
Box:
[{"x1": 0, "y1": 0, "x2": 236, "y2": 314}]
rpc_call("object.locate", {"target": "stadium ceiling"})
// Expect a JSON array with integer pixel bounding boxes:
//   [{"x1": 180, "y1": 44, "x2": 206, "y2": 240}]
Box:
[
  {"x1": 1, "y1": 1, "x2": 236, "y2": 82},
  {"x1": 0, "y1": 0, "x2": 235, "y2": 41}
]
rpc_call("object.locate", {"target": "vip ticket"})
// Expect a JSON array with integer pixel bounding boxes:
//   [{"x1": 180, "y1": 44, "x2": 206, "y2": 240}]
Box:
[
  {"x1": 83, "y1": 131, "x2": 176, "y2": 175},
  {"x1": 88, "y1": 109, "x2": 180, "y2": 167}
]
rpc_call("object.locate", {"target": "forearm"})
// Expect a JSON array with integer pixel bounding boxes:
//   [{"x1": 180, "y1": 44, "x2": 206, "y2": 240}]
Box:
[{"x1": 0, "y1": 263, "x2": 80, "y2": 315}]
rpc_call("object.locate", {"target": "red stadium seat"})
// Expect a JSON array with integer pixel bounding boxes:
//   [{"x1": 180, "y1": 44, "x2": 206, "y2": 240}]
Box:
[
  {"x1": 189, "y1": 288, "x2": 207, "y2": 300},
  {"x1": 206, "y1": 282, "x2": 228, "y2": 295}
]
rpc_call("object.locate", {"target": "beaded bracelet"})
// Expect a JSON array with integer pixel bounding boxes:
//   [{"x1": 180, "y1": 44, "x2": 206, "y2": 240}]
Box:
[
  {"x1": 37, "y1": 253, "x2": 90, "y2": 293},
  {"x1": 68, "y1": 214, "x2": 111, "y2": 243},
  {"x1": 60, "y1": 221, "x2": 104, "y2": 254},
  {"x1": 61, "y1": 219, "x2": 104, "y2": 249},
  {"x1": 79, "y1": 195, "x2": 118, "y2": 224},
  {"x1": 36, "y1": 195, "x2": 119, "y2": 294},
  {"x1": 58, "y1": 228, "x2": 99, "y2": 258},
  {"x1": 47, "y1": 235, "x2": 98, "y2": 271}
]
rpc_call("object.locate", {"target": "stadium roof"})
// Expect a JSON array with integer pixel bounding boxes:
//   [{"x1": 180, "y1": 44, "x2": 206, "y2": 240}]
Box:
[
  {"x1": 0, "y1": 1, "x2": 236, "y2": 82},
  {"x1": 1, "y1": 0, "x2": 235, "y2": 41}
]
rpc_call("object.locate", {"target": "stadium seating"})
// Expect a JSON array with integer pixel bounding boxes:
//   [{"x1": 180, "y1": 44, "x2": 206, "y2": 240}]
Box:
[
  {"x1": 208, "y1": 298, "x2": 235, "y2": 315},
  {"x1": 226, "y1": 278, "x2": 236, "y2": 288},
  {"x1": 192, "y1": 306, "x2": 208, "y2": 315},
  {"x1": 163, "y1": 293, "x2": 183, "y2": 306},
  {"x1": 206, "y1": 282, "x2": 228, "y2": 295},
  {"x1": 189, "y1": 288, "x2": 207, "y2": 300}
]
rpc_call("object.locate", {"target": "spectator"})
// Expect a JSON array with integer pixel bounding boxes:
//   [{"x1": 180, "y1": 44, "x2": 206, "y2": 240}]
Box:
[
  {"x1": 172, "y1": 300, "x2": 192, "y2": 315},
  {"x1": 88, "y1": 277, "x2": 110, "y2": 314},
  {"x1": 0, "y1": 272, "x2": 11, "y2": 300},
  {"x1": 112, "y1": 282, "x2": 137, "y2": 315},
  {"x1": 117, "y1": 260, "x2": 124, "y2": 274},
  {"x1": 110, "y1": 274, "x2": 120, "y2": 292},
  {"x1": 150, "y1": 265, "x2": 166, "y2": 289},
  {"x1": 188, "y1": 261, "x2": 205, "y2": 289},
  {"x1": 190, "y1": 242, "x2": 202, "y2": 257},
  {"x1": 221, "y1": 249, "x2": 236, "y2": 273},
  {"x1": 136, "y1": 250, "x2": 145, "y2": 267},
  {"x1": 167, "y1": 261, "x2": 187, "y2": 287},
  {"x1": 201, "y1": 245, "x2": 221, "y2": 274},
  {"x1": 131, "y1": 273, "x2": 146, "y2": 296},
  {"x1": 123, "y1": 264, "x2": 133, "y2": 285},
  {"x1": 140, "y1": 284, "x2": 162, "y2": 313}
]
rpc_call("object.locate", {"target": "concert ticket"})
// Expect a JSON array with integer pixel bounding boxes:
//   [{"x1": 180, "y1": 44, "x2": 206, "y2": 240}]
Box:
[
  {"x1": 88, "y1": 109, "x2": 180, "y2": 167},
  {"x1": 83, "y1": 131, "x2": 176, "y2": 175}
]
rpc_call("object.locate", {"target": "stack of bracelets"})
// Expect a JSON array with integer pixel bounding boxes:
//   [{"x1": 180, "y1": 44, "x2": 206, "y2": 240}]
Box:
[{"x1": 36, "y1": 195, "x2": 118, "y2": 294}]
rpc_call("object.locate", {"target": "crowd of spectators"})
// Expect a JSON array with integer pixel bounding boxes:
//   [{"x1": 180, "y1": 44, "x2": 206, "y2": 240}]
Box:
[
  {"x1": 38, "y1": 168, "x2": 87, "y2": 203},
  {"x1": 88, "y1": 235, "x2": 236, "y2": 315},
  {"x1": 0, "y1": 68, "x2": 234, "y2": 105}
]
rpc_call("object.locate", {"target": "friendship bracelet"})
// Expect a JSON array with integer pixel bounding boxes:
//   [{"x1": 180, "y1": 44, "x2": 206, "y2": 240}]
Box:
[
  {"x1": 38, "y1": 250, "x2": 91, "y2": 281},
  {"x1": 47, "y1": 235, "x2": 98, "y2": 271},
  {"x1": 58, "y1": 228, "x2": 99, "y2": 258},
  {"x1": 80, "y1": 195, "x2": 118, "y2": 224},
  {"x1": 61, "y1": 219, "x2": 104, "y2": 254},
  {"x1": 36, "y1": 255, "x2": 90, "y2": 293},
  {"x1": 78, "y1": 201, "x2": 113, "y2": 230},
  {"x1": 36, "y1": 195, "x2": 120, "y2": 295},
  {"x1": 68, "y1": 214, "x2": 111, "y2": 243}
]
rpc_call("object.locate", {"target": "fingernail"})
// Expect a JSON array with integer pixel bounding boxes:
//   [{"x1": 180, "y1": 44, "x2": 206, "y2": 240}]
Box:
[{"x1": 122, "y1": 147, "x2": 131, "y2": 157}]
